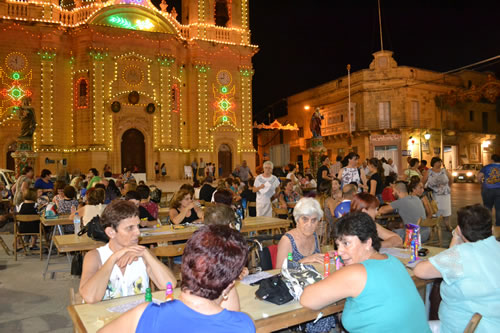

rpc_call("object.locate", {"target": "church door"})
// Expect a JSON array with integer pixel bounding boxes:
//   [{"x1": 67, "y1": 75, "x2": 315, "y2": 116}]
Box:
[
  {"x1": 6, "y1": 142, "x2": 16, "y2": 170},
  {"x1": 121, "y1": 129, "x2": 146, "y2": 173},
  {"x1": 218, "y1": 144, "x2": 232, "y2": 178}
]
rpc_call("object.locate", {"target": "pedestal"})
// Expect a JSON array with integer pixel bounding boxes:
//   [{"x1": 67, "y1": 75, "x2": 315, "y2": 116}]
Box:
[
  {"x1": 11, "y1": 137, "x2": 37, "y2": 177},
  {"x1": 308, "y1": 137, "x2": 326, "y2": 178}
]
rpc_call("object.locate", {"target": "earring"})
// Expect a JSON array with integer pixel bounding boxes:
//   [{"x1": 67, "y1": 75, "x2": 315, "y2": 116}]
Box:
[{"x1": 222, "y1": 294, "x2": 228, "y2": 301}]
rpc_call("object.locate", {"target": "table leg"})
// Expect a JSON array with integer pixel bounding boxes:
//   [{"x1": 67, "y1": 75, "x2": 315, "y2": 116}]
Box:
[{"x1": 43, "y1": 226, "x2": 57, "y2": 279}]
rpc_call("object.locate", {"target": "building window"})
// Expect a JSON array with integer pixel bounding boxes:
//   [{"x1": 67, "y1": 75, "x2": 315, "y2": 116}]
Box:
[
  {"x1": 378, "y1": 102, "x2": 391, "y2": 129},
  {"x1": 469, "y1": 110, "x2": 474, "y2": 121},
  {"x1": 411, "y1": 101, "x2": 420, "y2": 127},
  {"x1": 75, "y1": 78, "x2": 89, "y2": 109},
  {"x1": 215, "y1": 0, "x2": 230, "y2": 27},
  {"x1": 171, "y1": 84, "x2": 180, "y2": 113}
]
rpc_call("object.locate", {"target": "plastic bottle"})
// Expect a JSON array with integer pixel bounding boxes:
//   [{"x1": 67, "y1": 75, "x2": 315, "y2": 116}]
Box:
[
  {"x1": 324, "y1": 253, "x2": 330, "y2": 277},
  {"x1": 287, "y1": 252, "x2": 293, "y2": 261},
  {"x1": 73, "y1": 212, "x2": 81, "y2": 235},
  {"x1": 165, "y1": 282, "x2": 174, "y2": 301},
  {"x1": 145, "y1": 288, "x2": 152, "y2": 302}
]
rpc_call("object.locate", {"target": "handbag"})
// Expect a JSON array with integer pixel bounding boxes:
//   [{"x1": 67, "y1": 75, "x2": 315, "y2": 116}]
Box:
[
  {"x1": 255, "y1": 275, "x2": 294, "y2": 305},
  {"x1": 280, "y1": 258, "x2": 323, "y2": 300},
  {"x1": 71, "y1": 252, "x2": 83, "y2": 276},
  {"x1": 78, "y1": 215, "x2": 109, "y2": 242}
]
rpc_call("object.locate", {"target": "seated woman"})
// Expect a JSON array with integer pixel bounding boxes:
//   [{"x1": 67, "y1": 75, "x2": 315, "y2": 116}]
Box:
[
  {"x1": 169, "y1": 189, "x2": 203, "y2": 225},
  {"x1": 276, "y1": 197, "x2": 335, "y2": 333},
  {"x1": 70, "y1": 187, "x2": 106, "y2": 226},
  {"x1": 18, "y1": 188, "x2": 40, "y2": 250},
  {"x1": 350, "y1": 193, "x2": 403, "y2": 248},
  {"x1": 55, "y1": 185, "x2": 79, "y2": 215},
  {"x1": 79, "y1": 200, "x2": 176, "y2": 304},
  {"x1": 278, "y1": 179, "x2": 301, "y2": 211},
  {"x1": 414, "y1": 204, "x2": 500, "y2": 333},
  {"x1": 381, "y1": 173, "x2": 397, "y2": 203},
  {"x1": 403, "y1": 158, "x2": 422, "y2": 181},
  {"x1": 317, "y1": 180, "x2": 336, "y2": 240},
  {"x1": 99, "y1": 225, "x2": 254, "y2": 333},
  {"x1": 408, "y1": 177, "x2": 436, "y2": 218},
  {"x1": 300, "y1": 212, "x2": 430, "y2": 333}
]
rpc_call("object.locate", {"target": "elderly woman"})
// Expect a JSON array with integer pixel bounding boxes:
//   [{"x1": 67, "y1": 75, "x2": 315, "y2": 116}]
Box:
[
  {"x1": 301, "y1": 212, "x2": 431, "y2": 333},
  {"x1": 414, "y1": 204, "x2": 500, "y2": 333},
  {"x1": 253, "y1": 161, "x2": 280, "y2": 217},
  {"x1": 276, "y1": 197, "x2": 336, "y2": 333},
  {"x1": 422, "y1": 157, "x2": 452, "y2": 231},
  {"x1": 350, "y1": 193, "x2": 402, "y2": 248},
  {"x1": 99, "y1": 225, "x2": 254, "y2": 333},
  {"x1": 169, "y1": 189, "x2": 203, "y2": 225}
]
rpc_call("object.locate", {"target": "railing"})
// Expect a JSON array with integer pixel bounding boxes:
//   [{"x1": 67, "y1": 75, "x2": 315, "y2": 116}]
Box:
[{"x1": 7, "y1": 2, "x2": 28, "y2": 18}]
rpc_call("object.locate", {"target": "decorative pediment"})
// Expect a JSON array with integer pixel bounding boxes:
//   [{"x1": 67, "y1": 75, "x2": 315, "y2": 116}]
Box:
[{"x1": 88, "y1": 4, "x2": 178, "y2": 34}]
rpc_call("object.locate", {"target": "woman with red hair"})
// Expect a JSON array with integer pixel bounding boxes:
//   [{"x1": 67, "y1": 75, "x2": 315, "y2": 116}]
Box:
[{"x1": 350, "y1": 193, "x2": 402, "y2": 248}]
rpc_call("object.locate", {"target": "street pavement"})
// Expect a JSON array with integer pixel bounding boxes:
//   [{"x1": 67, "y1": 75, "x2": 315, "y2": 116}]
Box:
[{"x1": 0, "y1": 180, "x2": 484, "y2": 333}]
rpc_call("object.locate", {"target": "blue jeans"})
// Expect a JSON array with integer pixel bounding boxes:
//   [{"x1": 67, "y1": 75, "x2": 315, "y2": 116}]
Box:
[{"x1": 482, "y1": 187, "x2": 500, "y2": 226}]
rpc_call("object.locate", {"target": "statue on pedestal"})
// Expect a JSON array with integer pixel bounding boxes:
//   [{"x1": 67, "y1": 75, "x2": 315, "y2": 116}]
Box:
[
  {"x1": 18, "y1": 97, "x2": 36, "y2": 139},
  {"x1": 310, "y1": 107, "x2": 323, "y2": 138}
]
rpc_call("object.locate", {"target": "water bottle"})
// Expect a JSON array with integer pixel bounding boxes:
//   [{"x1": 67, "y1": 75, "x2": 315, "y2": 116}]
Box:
[{"x1": 73, "y1": 212, "x2": 81, "y2": 235}]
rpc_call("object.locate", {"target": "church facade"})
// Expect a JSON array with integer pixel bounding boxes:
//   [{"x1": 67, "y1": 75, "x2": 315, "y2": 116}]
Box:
[{"x1": 0, "y1": 0, "x2": 256, "y2": 178}]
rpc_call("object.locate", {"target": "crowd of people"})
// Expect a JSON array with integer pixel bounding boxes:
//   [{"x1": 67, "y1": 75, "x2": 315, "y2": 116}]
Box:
[{"x1": 1, "y1": 153, "x2": 498, "y2": 333}]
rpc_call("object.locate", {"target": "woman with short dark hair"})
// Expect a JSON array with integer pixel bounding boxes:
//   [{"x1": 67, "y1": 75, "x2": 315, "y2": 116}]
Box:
[
  {"x1": 301, "y1": 212, "x2": 430, "y2": 333},
  {"x1": 415, "y1": 204, "x2": 500, "y2": 332},
  {"x1": 99, "y1": 225, "x2": 254, "y2": 333}
]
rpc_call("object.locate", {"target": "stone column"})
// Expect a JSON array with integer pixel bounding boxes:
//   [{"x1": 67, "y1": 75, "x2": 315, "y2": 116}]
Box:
[{"x1": 11, "y1": 138, "x2": 37, "y2": 177}]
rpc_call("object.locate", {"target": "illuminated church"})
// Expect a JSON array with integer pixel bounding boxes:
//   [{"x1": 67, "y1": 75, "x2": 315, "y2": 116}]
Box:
[{"x1": 0, "y1": 0, "x2": 256, "y2": 178}]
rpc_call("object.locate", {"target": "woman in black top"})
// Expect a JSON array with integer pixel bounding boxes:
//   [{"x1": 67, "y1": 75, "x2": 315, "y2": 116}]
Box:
[
  {"x1": 18, "y1": 188, "x2": 40, "y2": 249},
  {"x1": 169, "y1": 189, "x2": 203, "y2": 225},
  {"x1": 367, "y1": 158, "x2": 385, "y2": 204}
]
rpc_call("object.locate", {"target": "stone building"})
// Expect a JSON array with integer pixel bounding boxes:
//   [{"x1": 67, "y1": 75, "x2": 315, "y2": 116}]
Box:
[
  {"x1": 258, "y1": 51, "x2": 500, "y2": 173},
  {"x1": 0, "y1": 0, "x2": 257, "y2": 179}
]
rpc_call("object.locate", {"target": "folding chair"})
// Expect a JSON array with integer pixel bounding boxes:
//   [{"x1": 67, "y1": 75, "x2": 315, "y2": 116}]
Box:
[
  {"x1": 14, "y1": 214, "x2": 44, "y2": 260},
  {"x1": 152, "y1": 244, "x2": 186, "y2": 281},
  {"x1": 418, "y1": 216, "x2": 443, "y2": 247},
  {"x1": 246, "y1": 201, "x2": 256, "y2": 217},
  {"x1": 0, "y1": 232, "x2": 11, "y2": 255},
  {"x1": 272, "y1": 206, "x2": 289, "y2": 219}
]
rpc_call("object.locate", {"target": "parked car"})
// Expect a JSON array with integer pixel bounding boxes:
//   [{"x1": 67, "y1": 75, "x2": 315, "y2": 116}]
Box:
[
  {"x1": 452, "y1": 164, "x2": 482, "y2": 183},
  {"x1": 0, "y1": 169, "x2": 16, "y2": 190}
]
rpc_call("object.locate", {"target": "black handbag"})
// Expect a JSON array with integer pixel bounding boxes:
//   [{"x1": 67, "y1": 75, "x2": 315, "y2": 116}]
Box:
[
  {"x1": 71, "y1": 252, "x2": 83, "y2": 276},
  {"x1": 78, "y1": 215, "x2": 109, "y2": 242},
  {"x1": 255, "y1": 275, "x2": 293, "y2": 305}
]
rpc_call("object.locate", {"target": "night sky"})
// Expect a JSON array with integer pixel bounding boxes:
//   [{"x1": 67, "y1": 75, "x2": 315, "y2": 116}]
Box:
[{"x1": 248, "y1": 0, "x2": 500, "y2": 121}]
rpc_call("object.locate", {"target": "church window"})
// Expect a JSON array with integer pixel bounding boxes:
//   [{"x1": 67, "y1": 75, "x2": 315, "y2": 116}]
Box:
[
  {"x1": 75, "y1": 78, "x2": 89, "y2": 109},
  {"x1": 215, "y1": 0, "x2": 230, "y2": 27},
  {"x1": 171, "y1": 84, "x2": 180, "y2": 113}
]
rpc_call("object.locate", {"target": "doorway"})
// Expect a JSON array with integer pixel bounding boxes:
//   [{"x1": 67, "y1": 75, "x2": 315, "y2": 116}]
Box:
[
  {"x1": 6, "y1": 142, "x2": 16, "y2": 170},
  {"x1": 121, "y1": 128, "x2": 146, "y2": 173},
  {"x1": 218, "y1": 144, "x2": 232, "y2": 178}
]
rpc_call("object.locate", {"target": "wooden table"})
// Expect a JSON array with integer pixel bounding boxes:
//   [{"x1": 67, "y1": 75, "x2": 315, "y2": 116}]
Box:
[
  {"x1": 54, "y1": 216, "x2": 290, "y2": 253},
  {"x1": 41, "y1": 215, "x2": 74, "y2": 278},
  {"x1": 67, "y1": 246, "x2": 443, "y2": 333}
]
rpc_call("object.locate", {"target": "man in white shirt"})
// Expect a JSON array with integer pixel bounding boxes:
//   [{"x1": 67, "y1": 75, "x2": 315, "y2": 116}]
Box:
[{"x1": 388, "y1": 158, "x2": 398, "y2": 175}]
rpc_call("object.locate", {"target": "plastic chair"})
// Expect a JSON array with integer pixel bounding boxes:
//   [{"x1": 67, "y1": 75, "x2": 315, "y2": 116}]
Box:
[
  {"x1": 14, "y1": 214, "x2": 44, "y2": 260},
  {"x1": 463, "y1": 313, "x2": 482, "y2": 333}
]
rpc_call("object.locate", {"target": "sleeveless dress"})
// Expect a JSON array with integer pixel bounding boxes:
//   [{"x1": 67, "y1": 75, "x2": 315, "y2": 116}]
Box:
[
  {"x1": 340, "y1": 167, "x2": 362, "y2": 190},
  {"x1": 96, "y1": 243, "x2": 149, "y2": 301},
  {"x1": 284, "y1": 233, "x2": 336, "y2": 333},
  {"x1": 425, "y1": 168, "x2": 451, "y2": 217}
]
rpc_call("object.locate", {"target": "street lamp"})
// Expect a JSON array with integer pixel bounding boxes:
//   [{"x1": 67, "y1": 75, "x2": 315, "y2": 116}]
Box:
[
  {"x1": 424, "y1": 132, "x2": 431, "y2": 140},
  {"x1": 304, "y1": 105, "x2": 310, "y2": 111}
]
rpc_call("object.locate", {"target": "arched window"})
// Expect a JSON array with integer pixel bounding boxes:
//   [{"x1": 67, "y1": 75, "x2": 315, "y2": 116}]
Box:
[
  {"x1": 171, "y1": 84, "x2": 180, "y2": 113},
  {"x1": 75, "y1": 78, "x2": 89, "y2": 108},
  {"x1": 215, "y1": 0, "x2": 230, "y2": 27}
]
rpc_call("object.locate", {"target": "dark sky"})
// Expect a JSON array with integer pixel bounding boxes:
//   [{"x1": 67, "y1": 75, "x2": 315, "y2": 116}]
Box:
[{"x1": 249, "y1": 0, "x2": 500, "y2": 121}]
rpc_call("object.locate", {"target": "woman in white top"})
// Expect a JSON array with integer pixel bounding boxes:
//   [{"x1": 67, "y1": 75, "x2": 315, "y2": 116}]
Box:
[
  {"x1": 79, "y1": 200, "x2": 175, "y2": 304},
  {"x1": 422, "y1": 157, "x2": 453, "y2": 231},
  {"x1": 70, "y1": 187, "x2": 106, "y2": 226},
  {"x1": 338, "y1": 152, "x2": 367, "y2": 191},
  {"x1": 253, "y1": 161, "x2": 280, "y2": 217}
]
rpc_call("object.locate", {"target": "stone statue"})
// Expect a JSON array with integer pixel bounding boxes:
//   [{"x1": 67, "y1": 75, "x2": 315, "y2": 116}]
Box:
[
  {"x1": 160, "y1": 0, "x2": 168, "y2": 12},
  {"x1": 18, "y1": 97, "x2": 37, "y2": 138},
  {"x1": 310, "y1": 107, "x2": 323, "y2": 138}
]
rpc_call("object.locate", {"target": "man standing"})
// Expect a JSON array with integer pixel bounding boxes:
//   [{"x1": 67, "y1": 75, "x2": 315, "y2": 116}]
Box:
[
  {"x1": 191, "y1": 158, "x2": 198, "y2": 182},
  {"x1": 478, "y1": 154, "x2": 500, "y2": 226},
  {"x1": 238, "y1": 160, "x2": 254, "y2": 183},
  {"x1": 198, "y1": 158, "x2": 206, "y2": 179},
  {"x1": 388, "y1": 158, "x2": 398, "y2": 175}
]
